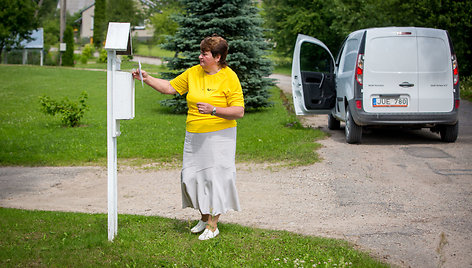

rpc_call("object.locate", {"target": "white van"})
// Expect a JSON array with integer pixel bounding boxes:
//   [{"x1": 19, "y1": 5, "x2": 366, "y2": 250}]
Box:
[{"x1": 292, "y1": 27, "x2": 460, "y2": 143}]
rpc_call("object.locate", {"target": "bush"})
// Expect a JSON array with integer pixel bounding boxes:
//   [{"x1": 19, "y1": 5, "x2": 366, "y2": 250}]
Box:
[
  {"x1": 80, "y1": 44, "x2": 95, "y2": 64},
  {"x1": 460, "y1": 76, "x2": 472, "y2": 102},
  {"x1": 39, "y1": 91, "x2": 89, "y2": 127},
  {"x1": 79, "y1": 54, "x2": 88, "y2": 64},
  {"x1": 82, "y1": 44, "x2": 95, "y2": 59},
  {"x1": 97, "y1": 48, "x2": 107, "y2": 63}
]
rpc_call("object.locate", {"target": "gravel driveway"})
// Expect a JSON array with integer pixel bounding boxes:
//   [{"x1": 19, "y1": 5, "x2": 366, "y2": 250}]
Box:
[{"x1": 1, "y1": 74, "x2": 471, "y2": 268}]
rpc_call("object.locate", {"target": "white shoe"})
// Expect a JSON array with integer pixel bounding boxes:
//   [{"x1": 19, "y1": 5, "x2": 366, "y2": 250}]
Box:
[
  {"x1": 190, "y1": 220, "x2": 207, "y2": 233},
  {"x1": 198, "y1": 228, "x2": 219, "y2": 240}
]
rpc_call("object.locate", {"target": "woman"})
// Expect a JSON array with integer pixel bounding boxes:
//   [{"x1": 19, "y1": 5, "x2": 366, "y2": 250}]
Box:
[{"x1": 132, "y1": 35, "x2": 244, "y2": 240}]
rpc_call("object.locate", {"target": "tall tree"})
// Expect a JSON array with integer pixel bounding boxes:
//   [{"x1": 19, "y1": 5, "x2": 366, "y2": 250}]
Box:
[
  {"x1": 162, "y1": 0, "x2": 273, "y2": 112},
  {"x1": 262, "y1": 0, "x2": 337, "y2": 57},
  {"x1": 93, "y1": 0, "x2": 107, "y2": 48},
  {"x1": 262, "y1": 0, "x2": 472, "y2": 76},
  {"x1": 62, "y1": 26, "x2": 74, "y2": 66},
  {"x1": 411, "y1": 0, "x2": 472, "y2": 77},
  {"x1": 149, "y1": 1, "x2": 182, "y2": 44},
  {"x1": 107, "y1": 0, "x2": 143, "y2": 26},
  {"x1": 0, "y1": 0, "x2": 38, "y2": 62}
]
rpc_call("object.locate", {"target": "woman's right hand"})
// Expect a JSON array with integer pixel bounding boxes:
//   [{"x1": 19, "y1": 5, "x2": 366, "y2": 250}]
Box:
[{"x1": 132, "y1": 69, "x2": 149, "y2": 82}]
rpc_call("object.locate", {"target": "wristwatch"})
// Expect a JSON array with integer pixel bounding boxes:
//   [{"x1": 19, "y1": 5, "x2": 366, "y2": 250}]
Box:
[{"x1": 211, "y1": 107, "x2": 217, "y2": 116}]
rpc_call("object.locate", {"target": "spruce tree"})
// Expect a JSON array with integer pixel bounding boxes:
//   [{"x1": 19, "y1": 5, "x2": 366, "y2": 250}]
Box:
[{"x1": 162, "y1": 0, "x2": 273, "y2": 112}]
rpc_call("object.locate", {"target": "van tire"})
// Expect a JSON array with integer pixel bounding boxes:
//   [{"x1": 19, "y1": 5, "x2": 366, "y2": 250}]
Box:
[
  {"x1": 440, "y1": 122, "x2": 458, "y2": 142},
  {"x1": 345, "y1": 108, "x2": 362, "y2": 144},
  {"x1": 328, "y1": 113, "x2": 341, "y2": 130}
]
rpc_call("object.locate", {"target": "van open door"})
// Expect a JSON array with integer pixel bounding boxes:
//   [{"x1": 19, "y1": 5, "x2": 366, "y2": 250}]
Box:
[{"x1": 292, "y1": 34, "x2": 336, "y2": 115}]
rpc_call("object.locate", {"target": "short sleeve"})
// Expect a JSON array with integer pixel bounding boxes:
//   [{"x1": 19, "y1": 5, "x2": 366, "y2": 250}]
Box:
[
  {"x1": 226, "y1": 71, "x2": 245, "y2": 107},
  {"x1": 170, "y1": 69, "x2": 190, "y2": 95}
]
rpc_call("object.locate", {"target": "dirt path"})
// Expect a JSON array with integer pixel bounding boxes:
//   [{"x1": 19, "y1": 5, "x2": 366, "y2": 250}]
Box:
[{"x1": 1, "y1": 74, "x2": 471, "y2": 268}]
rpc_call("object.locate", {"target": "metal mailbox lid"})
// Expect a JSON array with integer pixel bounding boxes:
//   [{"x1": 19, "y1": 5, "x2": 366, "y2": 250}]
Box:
[{"x1": 104, "y1": 22, "x2": 132, "y2": 55}]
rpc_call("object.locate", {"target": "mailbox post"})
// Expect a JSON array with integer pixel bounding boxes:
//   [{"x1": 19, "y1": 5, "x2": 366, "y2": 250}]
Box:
[{"x1": 104, "y1": 22, "x2": 134, "y2": 241}]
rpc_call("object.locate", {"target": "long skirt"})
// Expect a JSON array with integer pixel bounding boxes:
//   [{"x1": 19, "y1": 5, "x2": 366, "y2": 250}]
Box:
[{"x1": 181, "y1": 127, "x2": 241, "y2": 216}]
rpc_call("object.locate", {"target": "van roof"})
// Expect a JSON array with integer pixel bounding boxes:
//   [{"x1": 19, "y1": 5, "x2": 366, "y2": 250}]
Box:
[{"x1": 352, "y1": 26, "x2": 446, "y2": 35}]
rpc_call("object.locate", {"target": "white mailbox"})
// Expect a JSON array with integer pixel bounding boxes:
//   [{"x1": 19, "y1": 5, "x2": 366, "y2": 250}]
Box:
[
  {"x1": 104, "y1": 22, "x2": 134, "y2": 242},
  {"x1": 113, "y1": 71, "x2": 135, "y2": 120},
  {"x1": 105, "y1": 22, "x2": 134, "y2": 121}
]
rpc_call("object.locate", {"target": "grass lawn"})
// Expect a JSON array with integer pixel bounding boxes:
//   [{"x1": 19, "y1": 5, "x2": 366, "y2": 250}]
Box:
[
  {"x1": 0, "y1": 208, "x2": 388, "y2": 267},
  {"x1": 75, "y1": 59, "x2": 168, "y2": 75},
  {"x1": 0, "y1": 65, "x2": 324, "y2": 167},
  {"x1": 134, "y1": 43, "x2": 175, "y2": 58}
]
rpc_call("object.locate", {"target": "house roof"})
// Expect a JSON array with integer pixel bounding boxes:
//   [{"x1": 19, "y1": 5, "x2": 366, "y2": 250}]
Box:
[
  {"x1": 20, "y1": 28, "x2": 44, "y2": 49},
  {"x1": 57, "y1": 0, "x2": 94, "y2": 15}
]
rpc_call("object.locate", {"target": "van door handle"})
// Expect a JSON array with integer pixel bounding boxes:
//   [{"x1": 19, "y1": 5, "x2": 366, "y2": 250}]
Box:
[
  {"x1": 293, "y1": 75, "x2": 301, "y2": 87},
  {"x1": 399, "y1": 82, "x2": 414, "y2": 88}
]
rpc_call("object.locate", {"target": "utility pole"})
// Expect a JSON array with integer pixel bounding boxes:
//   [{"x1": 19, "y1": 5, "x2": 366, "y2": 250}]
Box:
[{"x1": 59, "y1": 0, "x2": 66, "y2": 65}]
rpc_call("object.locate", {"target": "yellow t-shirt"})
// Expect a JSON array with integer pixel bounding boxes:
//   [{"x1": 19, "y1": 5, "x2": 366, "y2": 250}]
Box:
[{"x1": 170, "y1": 65, "x2": 245, "y2": 133}]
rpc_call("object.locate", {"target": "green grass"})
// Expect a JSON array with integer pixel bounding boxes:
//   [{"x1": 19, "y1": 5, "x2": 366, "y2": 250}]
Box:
[
  {"x1": 0, "y1": 208, "x2": 388, "y2": 267},
  {"x1": 269, "y1": 52, "x2": 292, "y2": 76},
  {"x1": 135, "y1": 43, "x2": 175, "y2": 58},
  {"x1": 0, "y1": 65, "x2": 325, "y2": 166},
  {"x1": 75, "y1": 59, "x2": 168, "y2": 75}
]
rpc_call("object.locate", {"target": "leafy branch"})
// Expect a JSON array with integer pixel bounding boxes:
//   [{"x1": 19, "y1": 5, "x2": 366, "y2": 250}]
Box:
[{"x1": 39, "y1": 91, "x2": 89, "y2": 127}]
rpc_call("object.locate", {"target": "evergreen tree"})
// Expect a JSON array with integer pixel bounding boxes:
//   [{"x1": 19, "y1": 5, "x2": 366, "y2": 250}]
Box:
[
  {"x1": 93, "y1": 0, "x2": 106, "y2": 48},
  {"x1": 162, "y1": 0, "x2": 273, "y2": 112},
  {"x1": 62, "y1": 25, "x2": 74, "y2": 66}
]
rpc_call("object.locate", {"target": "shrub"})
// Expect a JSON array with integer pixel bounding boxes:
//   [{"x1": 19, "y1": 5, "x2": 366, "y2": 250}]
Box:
[
  {"x1": 82, "y1": 44, "x2": 95, "y2": 59},
  {"x1": 80, "y1": 54, "x2": 88, "y2": 64},
  {"x1": 460, "y1": 76, "x2": 472, "y2": 102},
  {"x1": 97, "y1": 48, "x2": 107, "y2": 63},
  {"x1": 39, "y1": 91, "x2": 89, "y2": 127},
  {"x1": 80, "y1": 44, "x2": 95, "y2": 64}
]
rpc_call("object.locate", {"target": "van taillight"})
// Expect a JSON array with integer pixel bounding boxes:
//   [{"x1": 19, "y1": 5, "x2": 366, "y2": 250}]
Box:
[
  {"x1": 356, "y1": 100, "x2": 362, "y2": 109},
  {"x1": 356, "y1": 54, "x2": 364, "y2": 85},
  {"x1": 452, "y1": 54, "x2": 459, "y2": 85}
]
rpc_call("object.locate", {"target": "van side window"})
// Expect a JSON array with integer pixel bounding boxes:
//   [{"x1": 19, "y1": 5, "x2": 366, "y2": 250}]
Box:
[
  {"x1": 339, "y1": 38, "x2": 359, "y2": 73},
  {"x1": 300, "y1": 42, "x2": 332, "y2": 73}
]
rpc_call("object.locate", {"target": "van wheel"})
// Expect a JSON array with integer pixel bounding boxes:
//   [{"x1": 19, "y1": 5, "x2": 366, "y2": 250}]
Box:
[
  {"x1": 345, "y1": 108, "x2": 362, "y2": 144},
  {"x1": 328, "y1": 113, "x2": 341, "y2": 130},
  {"x1": 440, "y1": 122, "x2": 458, "y2": 142}
]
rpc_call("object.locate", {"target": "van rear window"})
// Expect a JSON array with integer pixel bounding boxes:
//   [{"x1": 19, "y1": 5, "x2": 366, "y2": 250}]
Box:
[
  {"x1": 417, "y1": 37, "x2": 449, "y2": 72},
  {"x1": 368, "y1": 37, "x2": 417, "y2": 73},
  {"x1": 368, "y1": 36, "x2": 449, "y2": 73}
]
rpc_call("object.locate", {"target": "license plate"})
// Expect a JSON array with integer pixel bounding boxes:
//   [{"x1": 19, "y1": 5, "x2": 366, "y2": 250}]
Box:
[{"x1": 372, "y1": 97, "x2": 408, "y2": 107}]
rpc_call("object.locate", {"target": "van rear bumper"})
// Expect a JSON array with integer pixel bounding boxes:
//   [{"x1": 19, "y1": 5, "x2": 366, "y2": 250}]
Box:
[{"x1": 349, "y1": 101, "x2": 459, "y2": 126}]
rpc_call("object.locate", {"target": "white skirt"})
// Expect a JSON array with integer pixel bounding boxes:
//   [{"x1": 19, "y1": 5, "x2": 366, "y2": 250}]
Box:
[{"x1": 181, "y1": 127, "x2": 241, "y2": 216}]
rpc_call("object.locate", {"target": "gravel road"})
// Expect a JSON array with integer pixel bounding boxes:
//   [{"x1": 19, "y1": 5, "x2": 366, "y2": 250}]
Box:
[{"x1": 1, "y1": 74, "x2": 471, "y2": 268}]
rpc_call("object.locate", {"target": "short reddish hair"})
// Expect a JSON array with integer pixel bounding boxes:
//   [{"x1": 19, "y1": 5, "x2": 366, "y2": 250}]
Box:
[{"x1": 200, "y1": 35, "x2": 228, "y2": 68}]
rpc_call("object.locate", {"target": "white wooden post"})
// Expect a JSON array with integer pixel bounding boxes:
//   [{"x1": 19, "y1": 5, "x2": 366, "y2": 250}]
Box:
[
  {"x1": 106, "y1": 49, "x2": 118, "y2": 241},
  {"x1": 104, "y1": 22, "x2": 133, "y2": 241}
]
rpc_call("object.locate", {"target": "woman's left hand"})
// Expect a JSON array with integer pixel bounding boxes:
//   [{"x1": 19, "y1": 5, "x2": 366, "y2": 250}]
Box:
[{"x1": 196, "y1": 102, "x2": 214, "y2": 114}]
